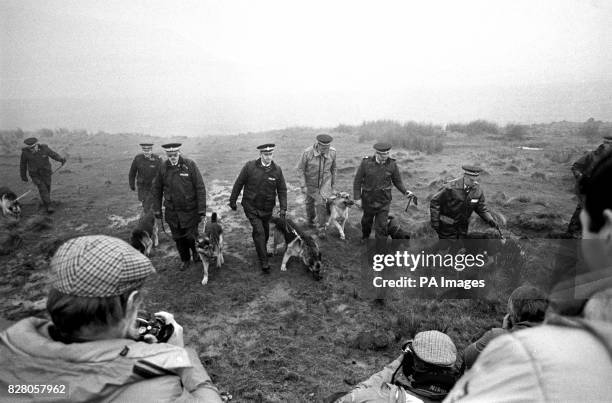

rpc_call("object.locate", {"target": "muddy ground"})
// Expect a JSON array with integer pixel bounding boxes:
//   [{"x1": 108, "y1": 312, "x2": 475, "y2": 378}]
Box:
[{"x1": 0, "y1": 124, "x2": 592, "y2": 401}]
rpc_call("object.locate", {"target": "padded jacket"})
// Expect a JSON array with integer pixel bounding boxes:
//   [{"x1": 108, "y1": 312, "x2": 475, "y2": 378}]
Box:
[
  {"x1": 0, "y1": 318, "x2": 222, "y2": 402},
  {"x1": 297, "y1": 144, "x2": 337, "y2": 198},
  {"x1": 229, "y1": 158, "x2": 287, "y2": 216}
]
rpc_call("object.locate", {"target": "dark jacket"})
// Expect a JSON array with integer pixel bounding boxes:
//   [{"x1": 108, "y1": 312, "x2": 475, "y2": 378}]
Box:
[
  {"x1": 353, "y1": 156, "x2": 407, "y2": 210},
  {"x1": 20, "y1": 144, "x2": 65, "y2": 180},
  {"x1": 129, "y1": 154, "x2": 163, "y2": 190},
  {"x1": 430, "y1": 177, "x2": 494, "y2": 236},
  {"x1": 571, "y1": 143, "x2": 612, "y2": 180},
  {"x1": 151, "y1": 157, "x2": 206, "y2": 228},
  {"x1": 229, "y1": 158, "x2": 287, "y2": 216}
]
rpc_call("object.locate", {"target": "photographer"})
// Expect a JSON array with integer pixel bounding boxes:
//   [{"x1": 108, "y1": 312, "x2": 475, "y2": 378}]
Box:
[
  {"x1": 0, "y1": 235, "x2": 223, "y2": 402},
  {"x1": 462, "y1": 285, "x2": 548, "y2": 369}
]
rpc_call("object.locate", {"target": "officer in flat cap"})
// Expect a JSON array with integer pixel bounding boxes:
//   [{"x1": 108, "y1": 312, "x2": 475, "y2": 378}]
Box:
[
  {"x1": 128, "y1": 143, "x2": 162, "y2": 212},
  {"x1": 297, "y1": 133, "x2": 337, "y2": 233},
  {"x1": 151, "y1": 143, "x2": 207, "y2": 270},
  {"x1": 430, "y1": 165, "x2": 499, "y2": 239},
  {"x1": 353, "y1": 142, "x2": 414, "y2": 242},
  {"x1": 20, "y1": 137, "x2": 66, "y2": 213},
  {"x1": 229, "y1": 143, "x2": 288, "y2": 273},
  {"x1": 566, "y1": 134, "x2": 612, "y2": 238}
]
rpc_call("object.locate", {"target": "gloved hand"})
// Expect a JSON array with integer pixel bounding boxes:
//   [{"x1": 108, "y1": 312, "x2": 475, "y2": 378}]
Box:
[
  {"x1": 279, "y1": 210, "x2": 286, "y2": 219},
  {"x1": 60, "y1": 158, "x2": 67, "y2": 165},
  {"x1": 154, "y1": 311, "x2": 184, "y2": 347},
  {"x1": 228, "y1": 202, "x2": 237, "y2": 211},
  {"x1": 22, "y1": 178, "x2": 28, "y2": 183},
  {"x1": 130, "y1": 185, "x2": 135, "y2": 191},
  {"x1": 355, "y1": 199, "x2": 362, "y2": 209},
  {"x1": 154, "y1": 211, "x2": 162, "y2": 219}
]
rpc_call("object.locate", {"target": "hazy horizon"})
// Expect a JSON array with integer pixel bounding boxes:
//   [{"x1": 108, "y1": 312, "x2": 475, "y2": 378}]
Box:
[{"x1": 2, "y1": 0, "x2": 612, "y2": 136}]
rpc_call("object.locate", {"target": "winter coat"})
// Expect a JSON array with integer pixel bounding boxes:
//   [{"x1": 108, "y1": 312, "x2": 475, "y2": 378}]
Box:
[
  {"x1": 151, "y1": 156, "x2": 206, "y2": 229},
  {"x1": 229, "y1": 158, "x2": 288, "y2": 216},
  {"x1": 20, "y1": 144, "x2": 65, "y2": 180},
  {"x1": 297, "y1": 144, "x2": 337, "y2": 199},
  {"x1": 128, "y1": 153, "x2": 163, "y2": 191},
  {"x1": 0, "y1": 317, "x2": 222, "y2": 402},
  {"x1": 445, "y1": 314, "x2": 612, "y2": 402},
  {"x1": 430, "y1": 178, "x2": 493, "y2": 237},
  {"x1": 353, "y1": 156, "x2": 407, "y2": 211}
]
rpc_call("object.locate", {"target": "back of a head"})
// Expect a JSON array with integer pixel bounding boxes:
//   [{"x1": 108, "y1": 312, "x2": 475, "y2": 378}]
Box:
[
  {"x1": 508, "y1": 285, "x2": 549, "y2": 324},
  {"x1": 47, "y1": 235, "x2": 155, "y2": 341},
  {"x1": 580, "y1": 148, "x2": 612, "y2": 233}
]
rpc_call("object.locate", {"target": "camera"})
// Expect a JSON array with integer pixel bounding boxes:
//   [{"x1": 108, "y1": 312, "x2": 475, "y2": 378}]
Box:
[{"x1": 136, "y1": 314, "x2": 174, "y2": 343}]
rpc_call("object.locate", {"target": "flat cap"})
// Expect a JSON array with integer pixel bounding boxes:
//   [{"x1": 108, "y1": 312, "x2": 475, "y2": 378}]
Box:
[
  {"x1": 161, "y1": 143, "x2": 181, "y2": 152},
  {"x1": 139, "y1": 143, "x2": 154, "y2": 148},
  {"x1": 316, "y1": 134, "x2": 333, "y2": 144},
  {"x1": 24, "y1": 137, "x2": 39, "y2": 146},
  {"x1": 412, "y1": 330, "x2": 457, "y2": 367},
  {"x1": 462, "y1": 165, "x2": 483, "y2": 176},
  {"x1": 257, "y1": 143, "x2": 275, "y2": 153},
  {"x1": 50, "y1": 235, "x2": 155, "y2": 297},
  {"x1": 374, "y1": 142, "x2": 392, "y2": 152}
]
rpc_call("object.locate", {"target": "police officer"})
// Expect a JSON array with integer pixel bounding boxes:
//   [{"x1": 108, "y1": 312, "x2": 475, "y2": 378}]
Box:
[
  {"x1": 430, "y1": 165, "x2": 498, "y2": 239},
  {"x1": 353, "y1": 142, "x2": 413, "y2": 242},
  {"x1": 20, "y1": 137, "x2": 66, "y2": 213},
  {"x1": 129, "y1": 143, "x2": 162, "y2": 211},
  {"x1": 566, "y1": 134, "x2": 612, "y2": 237},
  {"x1": 297, "y1": 134, "x2": 337, "y2": 233},
  {"x1": 151, "y1": 143, "x2": 207, "y2": 270},
  {"x1": 229, "y1": 144, "x2": 288, "y2": 273}
]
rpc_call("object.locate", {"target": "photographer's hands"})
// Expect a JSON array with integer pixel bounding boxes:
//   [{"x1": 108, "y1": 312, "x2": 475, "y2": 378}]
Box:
[{"x1": 154, "y1": 311, "x2": 185, "y2": 347}]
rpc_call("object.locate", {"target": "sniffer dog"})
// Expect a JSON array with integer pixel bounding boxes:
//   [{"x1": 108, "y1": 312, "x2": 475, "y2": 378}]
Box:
[
  {"x1": 324, "y1": 191, "x2": 355, "y2": 240},
  {"x1": 270, "y1": 217, "x2": 322, "y2": 280},
  {"x1": 387, "y1": 215, "x2": 411, "y2": 239},
  {"x1": 196, "y1": 212, "x2": 224, "y2": 286},
  {"x1": 0, "y1": 187, "x2": 22, "y2": 220},
  {"x1": 130, "y1": 210, "x2": 159, "y2": 257}
]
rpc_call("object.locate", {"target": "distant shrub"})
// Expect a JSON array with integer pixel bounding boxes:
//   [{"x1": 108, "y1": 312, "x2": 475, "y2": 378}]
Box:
[
  {"x1": 578, "y1": 117, "x2": 612, "y2": 140},
  {"x1": 447, "y1": 120, "x2": 499, "y2": 135},
  {"x1": 503, "y1": 124, "x2": 529, "y2": 140},
  {"x1": 356, "y1": 120, "x2": 444, "y2": 154},
  {"x1": 37, "y1": 128, "x2": 54, "y2": 138},
  {"x1": 333, "y1": 124, "x2": 354, "y2": 134}
]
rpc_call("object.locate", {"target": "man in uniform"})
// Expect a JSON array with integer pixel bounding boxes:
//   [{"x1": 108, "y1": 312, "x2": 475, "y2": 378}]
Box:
[
  {"x1": 353, "y1": 142, "x2": 413, "y2": 243},
  {"x1": 151, "y1": 143, "x2": 207, "y2": 270},
  {"x1": 229, "y1": 144, "x2": 288, "y2": 273},
  {"x1": 297, "y1": 133, "x2": 337, "y2": 233},
  {"x1": 430, "y1": 165, "x2": 499, "y2": 239},
  {"x1": 20, "y1": 137, "x2": 66, "y2": 214},
  {"x1": 129, "y1": 143, "x2": 162, "y2": 211},
  {"x1": 566, "y1": 134, "x2": 612, "y2": 237}
]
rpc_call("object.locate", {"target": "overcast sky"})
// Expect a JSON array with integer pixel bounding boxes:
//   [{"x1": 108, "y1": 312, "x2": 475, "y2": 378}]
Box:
[{"x1": 1, "y1": 0, "x2": 612, "y2": 135}]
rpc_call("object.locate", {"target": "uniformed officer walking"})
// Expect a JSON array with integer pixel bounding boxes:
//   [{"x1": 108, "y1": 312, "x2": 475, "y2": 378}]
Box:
[
  {"x1": 229, "y1": 144, "x2": 288, "y2": 273},
  {"x1": 151, "y1": 143, "x2": 207, "y2": 270},
  {"x1": 353, "y1": 142, "x2": 414, "y2": 242},
  {"x1": 430, "y1": 165, "x2": 498, "y2": 239},
  {"x1": 297, "y1": 134, "x2": 337, "y2": 233},
  {"x1": 128, "y1": 143, "x2": 162, "y2": 211},
  {"x1": 566, "y1": 134, "x2": 612, "y2": 237},
  {"x1": 20, "y1": 137, "x2": 66, "y2": 213}
]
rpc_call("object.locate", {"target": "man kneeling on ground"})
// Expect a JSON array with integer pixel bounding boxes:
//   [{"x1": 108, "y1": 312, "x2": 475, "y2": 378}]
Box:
[{"x1": 0, "y1": 235, "x2": 223, "y2": 402}]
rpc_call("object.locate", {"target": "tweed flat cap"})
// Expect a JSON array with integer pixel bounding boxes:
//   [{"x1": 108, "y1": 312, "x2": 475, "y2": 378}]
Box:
[
  {"x1": 316, "y1": 134, "x2": 333, "y2": 144},
  {"x1": 412, "y1": 330, "x2": 457, "y2": 367},
  {"x1": 24, "y1": 137, "x2": 39, "y2": 146},
  {"x1": 51, "y1": 235, "x2": 155, "y2": 297}
]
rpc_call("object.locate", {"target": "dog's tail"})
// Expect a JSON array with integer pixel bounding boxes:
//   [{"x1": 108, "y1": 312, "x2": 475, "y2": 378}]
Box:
[{"x1": 211, "y1": 212, "x2": 218, "y2": 223}]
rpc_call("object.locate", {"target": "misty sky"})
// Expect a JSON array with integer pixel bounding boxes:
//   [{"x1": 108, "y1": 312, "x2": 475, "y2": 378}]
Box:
[{"x1": 2, "y1": 0, "x2": 612, "y2": 135}]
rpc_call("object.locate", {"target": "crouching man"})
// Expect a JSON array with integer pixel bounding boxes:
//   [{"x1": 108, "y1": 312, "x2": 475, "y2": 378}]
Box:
[{"x1": 0, "y1": 235, "x2": 223, "y2": 402}]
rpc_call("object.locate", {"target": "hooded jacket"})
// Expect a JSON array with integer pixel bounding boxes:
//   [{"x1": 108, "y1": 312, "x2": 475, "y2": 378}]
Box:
[
  {"x1": 444, "y1": 314, "x2": 612, "y2": 402},
  {"x1": 0, "y1": 317, "x2": 221, "y2": 402}
]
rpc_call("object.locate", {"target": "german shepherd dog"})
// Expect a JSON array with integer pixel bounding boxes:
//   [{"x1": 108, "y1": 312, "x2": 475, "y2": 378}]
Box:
[
  {"x1": 196, "y1": 212, "x2": 224, "y2": 286},
  {"x1": 387, "y1": 215, "x2": 411, "y2": 239},
  {"x1": 270, "y1": 217, "x2": 322, "y2": 280},
  {"x1": 324, "y1": 191, "x2": 355, "y2": 240},
  {"x1": 0, "y1": 187, "x2": 22, "y2": 220},
  {"x1": 130, "y1": 210, "x2": 159, "y2": 257}
]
